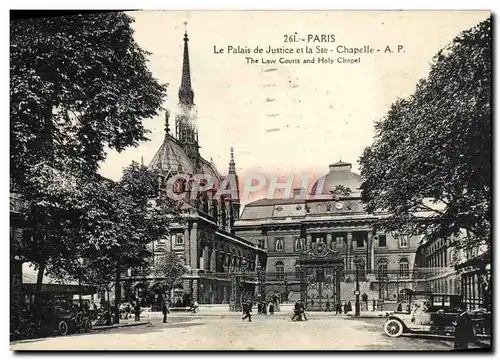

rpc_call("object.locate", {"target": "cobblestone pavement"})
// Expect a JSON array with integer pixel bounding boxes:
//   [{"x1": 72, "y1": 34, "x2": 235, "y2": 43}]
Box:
[{"x1": 10, "y1": 315, "x2": 453, "y2": 351}]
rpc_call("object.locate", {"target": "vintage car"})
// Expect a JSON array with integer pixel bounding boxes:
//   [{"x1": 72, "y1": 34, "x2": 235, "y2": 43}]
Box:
[{"x1": 383, "y1": 291, "x2": 488, "y2": 338}]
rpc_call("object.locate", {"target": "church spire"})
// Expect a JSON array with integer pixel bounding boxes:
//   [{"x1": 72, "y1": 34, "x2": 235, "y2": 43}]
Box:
[
  {"x1": 178, "y1": 22, "x2": 194, "y2": 105},
  {"x1": 229, "y1": 147, "x2": 236, "y2": 174}
]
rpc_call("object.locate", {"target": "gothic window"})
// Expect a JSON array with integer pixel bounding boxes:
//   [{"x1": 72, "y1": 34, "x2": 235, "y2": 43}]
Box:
[
  {"x1": 275, "y1": 237, "x2": 284, "y2": 251},
  {"x1": 275, "y1": 261, "x2": 285, "y2": 279},
  {"x1": 294, "y1": 237, "x2": 303, "y2": 251},
  {"x1": 378, "y1": 234, "x2": 387, "y2": 247},
  {"x1": 399, "y1": 235, "x2": 409, "y2": 248},
  {"x1": 377, "y1": 259, "x2": 388, "y2": 279},
  {"x1": 399, "y1": 258, "x2": 410, "y2": 278}
]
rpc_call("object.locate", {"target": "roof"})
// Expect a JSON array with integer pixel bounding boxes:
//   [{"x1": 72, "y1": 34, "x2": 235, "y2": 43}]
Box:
[
  {"x1": 311, "y1": 161, "x2": 363, "y2": 195},
  {"x1": 149, "y1": 135, "x2": 195, "y2": 175}
]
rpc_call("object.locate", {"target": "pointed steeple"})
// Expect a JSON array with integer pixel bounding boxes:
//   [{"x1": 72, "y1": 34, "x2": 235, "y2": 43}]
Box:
[
  {"x1": 229, "y1": 147, "x2": 236, "y2": 174},
  {"x1": 140, "y1": 156, "x2": 144, "y2": 167},
  {"x1": 178, "y1": 22, "x2": 194, "y2": 105}
]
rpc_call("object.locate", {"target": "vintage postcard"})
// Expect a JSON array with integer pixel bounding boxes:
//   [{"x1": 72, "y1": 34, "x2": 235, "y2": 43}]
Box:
[{"x1": 9, "y1": 10, "x2": 491, "y2": 351}]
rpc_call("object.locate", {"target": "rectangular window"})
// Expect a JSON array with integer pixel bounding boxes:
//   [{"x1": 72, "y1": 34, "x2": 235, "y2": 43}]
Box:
[
  {"x1": 399, "y1": 262, "x2": 410, "y2": 278},
  {"x1": 295, "y1": 265, "x2": 301, "y2": 279},
  {"x1": 258, "y1": 239, "x2": 265, "y2": 249},
  {"x1": 275, "y1": 237, "x2": 284, "y2": 251},
  {"x1": 354, "y1": 232, "x2": 366, "y2": 248},
  {"x1": 399, "y1": 235, "x2": 409, "y2": 248},
  {"x1": 378, "y1": 235, "x2": 387, "y2": 247}
]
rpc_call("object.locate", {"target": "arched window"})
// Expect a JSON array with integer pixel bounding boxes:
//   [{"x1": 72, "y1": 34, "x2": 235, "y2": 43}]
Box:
[
  {"x1": 275, "y1": 261, "x2": 285, "y2": 279},
  {"x1": 399, "y1": 288, "x2": 411, "y2": 302},
  {"x1": 399, "y1": 258, "x2": 409, "y2": 278},
  {"x1": 275, "y1": 238, "x2": 284, "y2": 251},
  {"x1": 377, "y1": 259, "x2": 388, "y2": 279}
]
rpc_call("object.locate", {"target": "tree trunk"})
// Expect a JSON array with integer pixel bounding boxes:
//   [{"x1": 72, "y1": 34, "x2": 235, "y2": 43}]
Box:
[
  {"x1": 78, "y1": 273, "x2": 83, "y2": 309},
  {"x1": 114, "y1": 266, "x2": 121, "y2": 324},
  {"x1": 35, "y1": 258, "x2": 46, "y2": 304}
]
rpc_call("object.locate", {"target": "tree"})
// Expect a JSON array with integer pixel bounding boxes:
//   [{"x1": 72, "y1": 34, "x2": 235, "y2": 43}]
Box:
[
  {"x1": 150, "y1": 252, "x2": 188, "y2": 303},
  {"x1": 10, "y1": 12, "x2": 166, "y2": 297},
  {"x1": 359, "y1": 17, "x2": 491, "y2": 250}
]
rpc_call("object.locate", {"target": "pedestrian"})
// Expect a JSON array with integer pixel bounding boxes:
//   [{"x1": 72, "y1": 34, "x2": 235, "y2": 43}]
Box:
[
  {"x1": 325, "y1": 300, "x2": 331, "y2": 312},
  {"x1": 397, "y1": 302, "x2": 403, "y2": 312},
  {"x1": 344, "y1": 302, "x2": 349, "y2": 314},
  {"x1": 347, "y1": 301, "x2": 352, "y2": 313},
  {"x1": 242, "y1": 301, "x2": 252, "y2": 322},
  {"x1": 257, "y1": 302, "x2": 262, "y2": 314},
  {"x1": 453, "y1": 309, "x2": 475, "y2": 350},
  {"x1": 125, "y1": 303, "x2": 131, "y2": 319},
  {"x1": 299, "y1": 301, "x2": 308, "y2": 321},
  {"x1": 262, "y1": 301, "x2": 268, "y2": 315},
  {"x1": 335, "y1": 301, "x2": 342, "y2": 315},
  {"x1": 292, "y1": 301, "x2": 301, "y2": 321},
  {"x1": 162, "y1": 301, "x2": 170, "y2": 323},
  {"x1": 134, "y1": 302, "x2": 141, "y2": 321},
  {"x1": 372, "y1": 299, "x2": 376, "y2": 311},
  {"x1": 269, "y1": 302, "x2": 275, "y2": 315}
]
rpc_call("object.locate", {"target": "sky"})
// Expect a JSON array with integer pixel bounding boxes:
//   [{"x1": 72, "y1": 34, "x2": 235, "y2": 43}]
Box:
[{"x1": 98, "y1": 10, "x2": 489, "y2": 205}]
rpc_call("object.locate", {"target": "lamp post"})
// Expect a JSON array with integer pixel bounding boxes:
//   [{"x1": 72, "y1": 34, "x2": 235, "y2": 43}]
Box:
[
  {"x1": 353, "y1": 258, "x2": 363, "y2": 317},
  {"x1": 284, "y1": 278, "x2": 288, "y2": 303},
  {"x1": 256, "y1": 265, "x2": 265, "y2": 301},
  {"x1": 241, "y1": 259, "x2": 247, "y2": 303}
]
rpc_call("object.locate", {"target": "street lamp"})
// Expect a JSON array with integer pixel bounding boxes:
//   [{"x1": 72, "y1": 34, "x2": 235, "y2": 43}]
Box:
[
  {"x1": 283, "y1": 278, "x2": 288, "y2": 303},
  {"x1": 241, "y1": 259, "x2": 248, "y2": 303},
  {"x1": 353, "y1": 258, "x2": 363, "y2": 317},
  {"x1": 256, "y1": 265, "x2": 265, "y2": 301}
]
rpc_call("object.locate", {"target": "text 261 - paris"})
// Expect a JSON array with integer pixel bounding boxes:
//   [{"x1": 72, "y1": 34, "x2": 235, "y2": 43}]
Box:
[{"x1": 284, "y1": 33, "x2": 336, "y2": 43}]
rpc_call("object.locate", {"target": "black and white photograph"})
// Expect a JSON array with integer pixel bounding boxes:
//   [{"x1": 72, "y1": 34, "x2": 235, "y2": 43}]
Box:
[{"x1": 9, "y1": 9, "x2": 491, "y2": 351}]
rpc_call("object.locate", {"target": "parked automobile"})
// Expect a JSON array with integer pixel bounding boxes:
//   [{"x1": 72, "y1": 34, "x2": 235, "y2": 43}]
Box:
[{"x1": 383, "y1": 291, "x2": 489, "y2": 338}]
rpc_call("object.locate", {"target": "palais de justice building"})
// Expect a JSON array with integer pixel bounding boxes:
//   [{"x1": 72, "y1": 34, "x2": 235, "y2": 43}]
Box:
[{"x1": 234, "y1": 161, "x2": 420, "y2": 310}]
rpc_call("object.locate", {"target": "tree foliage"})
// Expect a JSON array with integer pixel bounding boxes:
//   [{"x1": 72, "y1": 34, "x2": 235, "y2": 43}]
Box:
[
  {"x1": 10, "y1": 12, "x2": 167, "y2": 293},
  {"x1": 150, "y1": 252, "x2": 188, "y2": 297},
  {"x1": 359, "y1": 18, "x2": 491, "y2": 250}
]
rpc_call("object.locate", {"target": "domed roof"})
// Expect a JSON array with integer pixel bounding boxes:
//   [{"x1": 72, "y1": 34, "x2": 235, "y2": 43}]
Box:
[{"x1": 310, "y1": 161, "x2": 363, "y2": 195}]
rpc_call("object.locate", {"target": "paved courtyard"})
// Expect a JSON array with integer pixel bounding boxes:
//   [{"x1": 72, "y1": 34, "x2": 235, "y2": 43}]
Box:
[{"x1": 10, "y1": 313, "x2": 453, "y2": 351}]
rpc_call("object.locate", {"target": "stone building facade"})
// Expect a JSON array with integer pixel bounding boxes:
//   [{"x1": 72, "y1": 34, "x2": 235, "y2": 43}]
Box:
[{"x1": 234, "y1": 162, "x2": 420, "y2": 307}]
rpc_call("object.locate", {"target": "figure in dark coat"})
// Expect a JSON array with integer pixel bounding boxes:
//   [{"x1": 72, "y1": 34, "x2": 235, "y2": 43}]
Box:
[
  {"x1": 335, "y1": 302, "x2": 342, "y2": 315},
  {"x1": 454, "y1": 311, "x2": 475, "y2": 350},
  {"x1": 134, "y1": 303, "x2": 141, "y2": 321},
  {"x1": 162, "y1": 301, "x2": 170, "y2": 323},
  {"x1": 242, "y1": 301, "x2": 252, "y2": 322}
]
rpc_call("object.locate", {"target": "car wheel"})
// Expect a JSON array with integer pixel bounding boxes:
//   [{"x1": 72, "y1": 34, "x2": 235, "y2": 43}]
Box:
[
  {"x1": 58, "y1": 320, "x2": 69, "y2": 336},
  {"x1": 384, "y1": 319, "x2": 404, "y2": 338},
  {"x1": 84, "y1": 319, "x2": 92, "y2": 333}
]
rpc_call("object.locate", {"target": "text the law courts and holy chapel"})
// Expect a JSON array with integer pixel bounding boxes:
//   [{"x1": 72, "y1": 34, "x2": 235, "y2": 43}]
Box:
[{"x1": 9, "y1": 10, "x2": 491, "y2": 351}]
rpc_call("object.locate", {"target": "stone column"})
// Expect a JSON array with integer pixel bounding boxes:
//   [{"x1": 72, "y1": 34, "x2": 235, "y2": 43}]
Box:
[
  {"x1": 306, "y1": 234, "x2": 312, "y2": 250},
  {"x1": 347, "y1": 232, "x2": 353, "y2": 272},
  {"x1": 366, "y1": 232, "x2": 373, "y2": 273},
  {"x1": 189, "y1": 224, "x2": 196, "y2": 268},
  {"x1": 326, "y1": 233, "x2": 332, "y2": 249},
  {"x1": 166, "y1": 235, "x2": 172, "y2": 252},
  {"x1": 203, "y1": 246, "x2": 209, "y2": 270},
  {"x1": 192, "y1": 279, "x2": 199, "y2": 303},
  {"x1": 211, "y1": 249, "x2": 217, "y2": 272}
]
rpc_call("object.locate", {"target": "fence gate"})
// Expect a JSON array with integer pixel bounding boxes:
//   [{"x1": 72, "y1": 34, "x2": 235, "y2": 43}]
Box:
[{"x1": 298, "y1": 240, "x2": 344, "y2": 311}]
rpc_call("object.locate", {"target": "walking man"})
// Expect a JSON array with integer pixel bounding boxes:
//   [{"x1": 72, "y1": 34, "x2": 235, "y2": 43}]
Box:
[
  {"x1": 134, "y1": 302, "x2": 141, "y2": 322},
  {"x1": 162, "y1": 301, "x2": 170, "y2": 323},
  {"x1": 242, "y1": 301, "x2": 252, "y2": 322},
  {"x1": 453, "y1": 309, "x2": 475, "y2": 350}
]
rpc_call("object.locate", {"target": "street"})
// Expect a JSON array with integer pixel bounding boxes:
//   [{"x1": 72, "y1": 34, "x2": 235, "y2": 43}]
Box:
[{"x1": 10, "y1": 314, "x2": 453, "y2": 351}]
